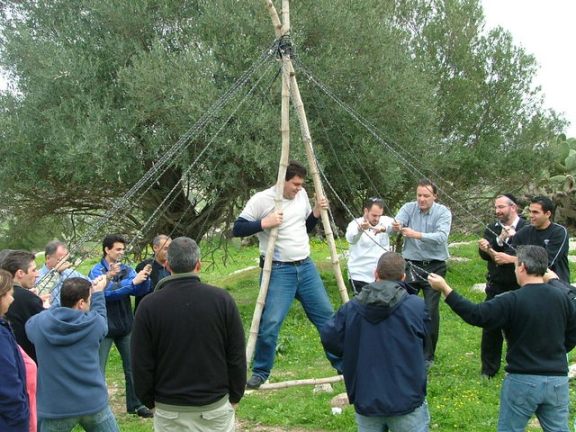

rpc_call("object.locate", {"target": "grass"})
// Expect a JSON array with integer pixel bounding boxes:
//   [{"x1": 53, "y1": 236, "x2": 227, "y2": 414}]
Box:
[{"x1": 87, "y1": 237, "x2": 576, "y2": 431}]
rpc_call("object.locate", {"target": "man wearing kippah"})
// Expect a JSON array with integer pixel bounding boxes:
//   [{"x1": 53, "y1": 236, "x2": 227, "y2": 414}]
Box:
[{"x1": 478, "y1": 194, "x2": 527, "y2": 378}]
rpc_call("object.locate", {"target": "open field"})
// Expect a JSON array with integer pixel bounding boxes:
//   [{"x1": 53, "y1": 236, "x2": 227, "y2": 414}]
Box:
[{"x1": 90, "y1": 237, "x2": 576, "y2": 431}]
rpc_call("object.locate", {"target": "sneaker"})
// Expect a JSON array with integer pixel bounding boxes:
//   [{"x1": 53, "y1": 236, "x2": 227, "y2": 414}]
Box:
[
  {"x1": 131, "y1": 406, "x2": 154, "y2": 418},
  {"x1": 246, "y1": 374, "x2": 266, "y2": 389}
]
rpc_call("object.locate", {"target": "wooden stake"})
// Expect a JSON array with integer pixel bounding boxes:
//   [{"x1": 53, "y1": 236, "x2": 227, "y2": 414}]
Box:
[
  {"x1": 245, "y1": 5, "x2": 293, "y2": 366},
  {"x1": 256, "y1": 374, "x2": 344, "y2": 390},
  {"x1": 263, "y1": 1, "x2": 349, "y2": 304}
]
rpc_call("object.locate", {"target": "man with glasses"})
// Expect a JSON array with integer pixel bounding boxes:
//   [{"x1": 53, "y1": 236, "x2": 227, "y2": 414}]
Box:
[
  {"x1": 346, "y1": 197, "x2": 394, "y2": 295},
  {"x1": 478, "y1": 194, "x2": 527, "y2": 378}
]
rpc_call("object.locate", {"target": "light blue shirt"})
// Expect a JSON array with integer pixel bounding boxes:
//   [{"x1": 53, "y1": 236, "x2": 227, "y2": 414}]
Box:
[
  {"x1": 394, "y1": 201, "x2": 452, "y2": 261},
  {"x1": 36, "y1": 264, "x2": 88, "y2": 308}
]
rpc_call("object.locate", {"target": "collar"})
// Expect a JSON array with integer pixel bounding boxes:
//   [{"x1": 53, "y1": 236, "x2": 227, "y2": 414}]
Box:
[
  {"x1": 155, "y1": 272, "x2": 199, "y2": 291},
  {"x1": 418, "y1": 202, "x2": 435, "y2": 215}
]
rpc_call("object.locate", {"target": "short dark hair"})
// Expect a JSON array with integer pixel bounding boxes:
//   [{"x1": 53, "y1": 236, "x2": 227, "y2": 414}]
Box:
[
  {"x1": 530, "y1": 195, "x2": 554, "y2": 215},
  {"x1": 285, "y1": 161, "x2": 307, "y2": 181},
  {"x1": 0, "y1": 249, "x2": 14, "y2": 268},
  {"x1": 0, "y1": 250, "x2": 36, "y2": 277},
  {"x1": 364, "y1": 197, "x2": 384, "y2": 210},
  {"x1": 0, "y1": 269, "x2": 13, "y2": 298},
  {"x1": 376, "y1": 252, "x2": 406, "y2": 281},
  {"x1": 417, "y1": 178, "x2": 437, "y2": 195},
  {"x1": 516, "y1": 245, "x2": 548, "y2": 276},
  {"x1": 60, "y1": 277, "x2": 91, "y2": 308},
  {"x1": 102, "y1": 234, "x2": 126, "y2": 256},
  {"x1": 166, "y1": 237, "x2": 200, "y2": 273},
  {"x1": 45, "y1": 240, "x2": 66, "y2": 257}
]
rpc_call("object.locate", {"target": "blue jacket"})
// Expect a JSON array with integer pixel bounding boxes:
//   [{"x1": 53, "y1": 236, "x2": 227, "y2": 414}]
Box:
[
  {"x1": 89, "y1": 259, "x2": 151, "y2": 337},
  {"x1": 0, "y1": 318, "x2": 29, "y2": 432},
  {"x1": 321, "y1": 280, "x2": 429, "y2": 417},
  {"x1": 25, "y1": 291, "x2": 109, "y2": 419}
]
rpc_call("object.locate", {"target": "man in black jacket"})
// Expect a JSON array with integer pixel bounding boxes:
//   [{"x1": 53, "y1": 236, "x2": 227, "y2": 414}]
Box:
[
  {"x1": 131, "y1": 237, "x2": 246, "y2": 432},
  {"x1": 429, "y1": 245, "x2": 576, "y2": 432},
  {"x1": 321, "y1": 252, "x2": 430, "y2": 432},
  {"x1": 1, "y1": 250, "x2": 43, "y2": 362},
  {"x1": 477, "y1": 194, "x2": 527, "y2": 378},
  {"x1": 134, "y1": 234, "x2": 171, "y2": 311}
]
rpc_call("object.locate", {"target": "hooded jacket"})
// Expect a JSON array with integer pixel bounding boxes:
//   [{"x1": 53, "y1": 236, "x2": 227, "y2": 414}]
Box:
[
  {"x1": 25, "y1": 292, "x2": 109, "y2": 419},
  {"x1": 321, "y1": 280, "x2": 429, "y2": 417}
]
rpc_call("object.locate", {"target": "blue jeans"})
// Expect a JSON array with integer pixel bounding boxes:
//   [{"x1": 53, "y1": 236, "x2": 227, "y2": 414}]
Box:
[
  {"x1": 355, "y1": 401, "x2": 430, "y2": 432},
  {"x1": 39, "y1": 406, "x2": 119, "y2": 432},
  {"x1": 498, "y1": 374, "x2": 570, "y2": 432},
  {"x1": 252, "y1": 258, "x2": 342, "y2": 379},
  {"x1": 98, "y1": 333, "x2": 142, "y2": 413}
]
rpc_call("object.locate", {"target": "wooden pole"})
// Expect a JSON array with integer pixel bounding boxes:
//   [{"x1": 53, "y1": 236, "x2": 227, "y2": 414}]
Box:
[
  {"x1": 288, "y1": 73, "x2": 349, "y2": 304},
  {"x1": 264, "y1": 0, "x2": 349, "y2": 304},
  {"x1": 256, "y1": 374, "x2": 344, "y2": 390},
  {"x1": 245, "y1": 5, "x2": 293, "y2": 365}
]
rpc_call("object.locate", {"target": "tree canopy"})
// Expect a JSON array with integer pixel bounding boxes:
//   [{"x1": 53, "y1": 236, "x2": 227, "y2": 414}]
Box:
[{"x1": 0, "y1": 0, "x2": 566, "y2": 249}]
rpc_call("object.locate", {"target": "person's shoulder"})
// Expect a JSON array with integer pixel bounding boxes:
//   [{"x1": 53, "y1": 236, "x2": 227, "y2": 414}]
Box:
[
  {"x1": 253, "y1": 186, "x2": 275, "y2": 200},
  {"x1": 550, "y1": 222, "x2": 569, "y2": 234},
  {"x1": 432, "y1": 202, "x2": 451, "y2": 213}
]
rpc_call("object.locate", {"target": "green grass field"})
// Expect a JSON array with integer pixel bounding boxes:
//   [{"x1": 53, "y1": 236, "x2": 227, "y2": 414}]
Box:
[{"x1": 90, "y1": 237, "x2": 576, "y2": 431}]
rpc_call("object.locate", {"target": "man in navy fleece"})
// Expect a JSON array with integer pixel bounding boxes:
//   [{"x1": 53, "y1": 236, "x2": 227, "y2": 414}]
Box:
[
  {"x1": 321, "y1": 252, "x2": 430, "y2": 432},
  {"x1": 26, "y1": 276, "x2": 120, "y2": 431}
]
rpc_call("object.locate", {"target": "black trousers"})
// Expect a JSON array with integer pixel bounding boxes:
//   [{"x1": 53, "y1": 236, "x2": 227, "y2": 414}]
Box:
[
  {"x1": 349, "y1": 279, "x2": 369, "y2": 296},
  {"x1": 406, "y1": 260, "x2": 447, "y2": 362},
  {"x1": 480, "y1": 284, "x2": 510, "y2": 376}
]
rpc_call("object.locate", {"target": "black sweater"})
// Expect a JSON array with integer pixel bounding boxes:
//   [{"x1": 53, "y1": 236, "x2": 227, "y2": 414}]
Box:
[
  {"x1": 131, "y1": 274, "x2": 246, "y2": 408},
  {"x1": 5, "y1": 285, "x2": 44, "y2": 362},
  {"x1": 512, "y1": 223, "x2": 570, "y2": 283},
  {"x1": 446, "y1": 281, "x2": 576, "y2": 375}
]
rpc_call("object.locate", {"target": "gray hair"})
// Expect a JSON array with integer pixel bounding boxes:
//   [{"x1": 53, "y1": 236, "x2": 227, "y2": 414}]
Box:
[
  {"x1": 45, "y1": 240, "x2": 66, "y2": 257},
  {"x1": 166, "y1": 237, "x2": 200, "y2": 273},
  {"x1": 152, "y1": 234, "x2": 171, "y2": 247},
  {"x1": 516, "y1": 245, "x2": 548, "y2": 276}
]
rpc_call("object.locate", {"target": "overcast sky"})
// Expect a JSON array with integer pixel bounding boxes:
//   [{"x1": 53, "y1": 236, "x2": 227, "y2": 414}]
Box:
[
  {"x1": 2, "y1": 2, "x2": 574, "y2": 137},
  {"x1": 482, "y1": 0, "x2": 576, "y2": 137}
]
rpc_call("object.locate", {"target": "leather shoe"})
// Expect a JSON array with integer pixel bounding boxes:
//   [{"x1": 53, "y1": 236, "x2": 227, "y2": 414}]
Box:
[
  {"x1": 246, "y1": 374, "x2": 266, "y2": 389},
  {"x1": 131, "y1": 406, "x2": 154, "y2": 418}
]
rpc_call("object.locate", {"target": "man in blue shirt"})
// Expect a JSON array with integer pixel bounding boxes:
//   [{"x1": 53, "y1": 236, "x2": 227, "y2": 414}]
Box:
[
  {"x1": 392, "y1": 179, "x2": 452, "y2": 366},
  {"x1": 89, "y1": 234, "x2": 153, "y2": 418}
]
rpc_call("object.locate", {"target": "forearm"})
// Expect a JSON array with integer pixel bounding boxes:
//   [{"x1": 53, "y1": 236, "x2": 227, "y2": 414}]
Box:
[
  {"x1": 306, "y1": 213, "x2": 319, "y2": 233},
  {"x1": 232, "y1": 217, "x2": 263, "y2": 237}
]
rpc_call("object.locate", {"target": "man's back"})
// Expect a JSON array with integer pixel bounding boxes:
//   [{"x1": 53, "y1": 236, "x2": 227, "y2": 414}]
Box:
[
  {"x1": 132, "y1": 274, "x2": 246, "y2": 408},
  {"x1": 25, "y1": 291, "x2": 108, "y2": 419},
  {"x1": 321, "y1": 280, "x2": 429, "y2": 417}
]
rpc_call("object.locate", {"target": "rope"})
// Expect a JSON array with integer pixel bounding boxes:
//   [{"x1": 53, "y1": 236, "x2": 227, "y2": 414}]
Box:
[
  {"x1": 37, "y1": 39, "x2": 281, "y2": 290},
  {"x1": 295, "y1": 61, "x2": 509, "y2": 246}
]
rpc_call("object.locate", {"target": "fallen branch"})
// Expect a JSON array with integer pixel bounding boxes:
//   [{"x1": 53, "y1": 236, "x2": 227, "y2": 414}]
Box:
[{"x1": 256, "y1": 375, "x2": 343, "y2": 390}]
